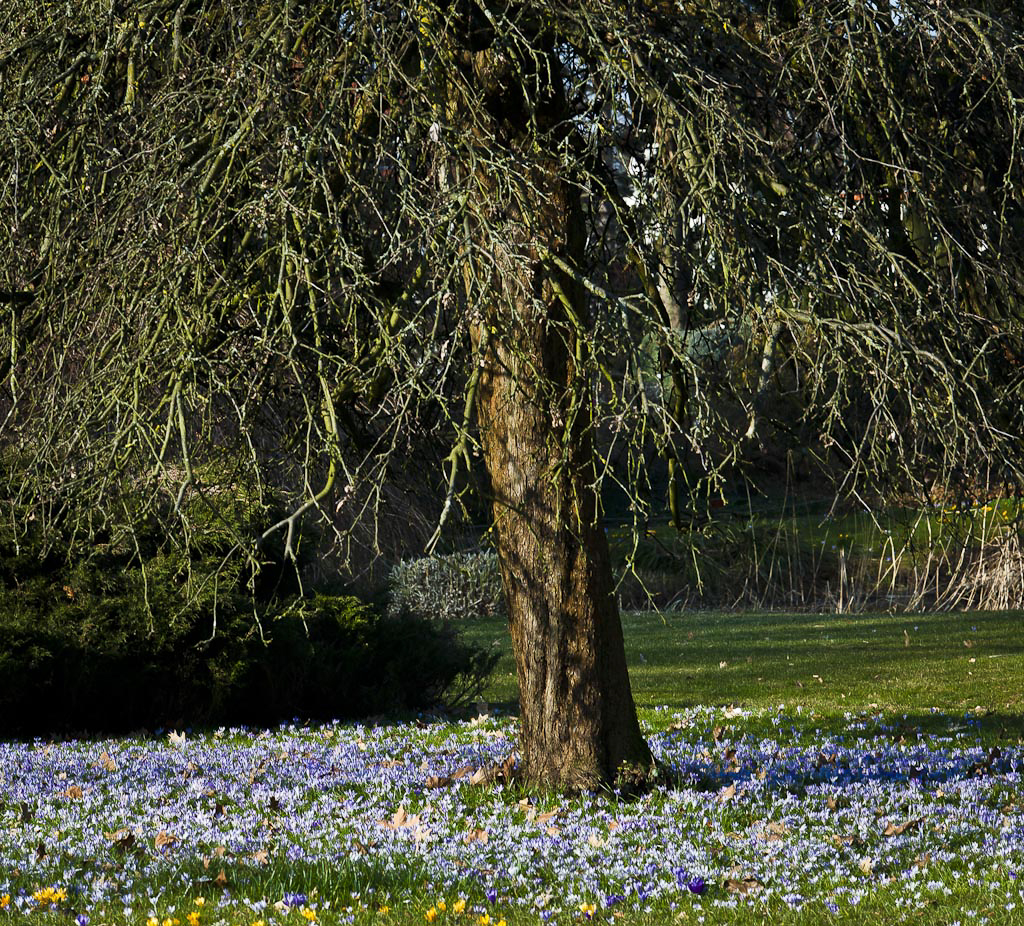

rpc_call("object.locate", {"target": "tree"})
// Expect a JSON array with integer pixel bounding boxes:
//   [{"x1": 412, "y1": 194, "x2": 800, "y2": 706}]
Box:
[{"x1": 1, "y1": 0, "x2": 1022, "y2": 789}]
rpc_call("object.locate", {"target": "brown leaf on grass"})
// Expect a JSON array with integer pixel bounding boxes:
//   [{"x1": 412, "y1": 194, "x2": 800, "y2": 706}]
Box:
[
  {"x1": 465, "y1": 755, "x2": 517, "y2": 787},
  {"x1": 378, "y1": 805, "x2": 422, "y2": 829},
  {"x1": 884, "y1": 818, "x2": 923, "y2": 837},
  {"x1": 712, "y1": 725, "x2": 725, "y2": 742},
  {"x1": 425, "y1": 775, "x2": 453, "y2": 789},
  {"x1": 202, "y1": 846, "x2": 227, "y2": 869},
  {"x1": 724, "y1": 876, "x2": 763, "y2": 895},
  {"x1": 763, "y1": 821, "x2": 788, "y2": 841},
  {"x1": 63, "y1": 785, "x2": 84, "y2": 800},
  {"x1": 452, "y1": 764, "x2": 475, "y2": 780},
  {"x1": 98, "y1": 751, "x2": 117, "y2": 772},
  {"x1": 251, "y1": 849, "x2": 270, "y2": 865},
  {"x1": 154, "y1": 830, "x2": 176, "y2": 850},
  {"x1": 858, "y1": 857, "x2": 874, "y2": 875},
  {"x1": 831, "y1": 833, "x2": 864, "y2": 848},
  {"x1": 104, "y1": 829, "x2": 136, "y2": 851},
  {"x1": 535, "y1": 809, "x2": 560, "y2": 825},
  {"x1": 469, "y1": 767, "x2": 490, "y2": 786},
  {"x1": 463, "y1": 828, "x2": 489, "y2": 845},
  {"x1": 964, "y1": 639, "x2": 974, "y2": 648},
  {"x1": 720, "y1": 783, "x2": 737, "y2": 803},
  {"x1": 214, "y1": 869, "x2": 228, "y2": 888}
]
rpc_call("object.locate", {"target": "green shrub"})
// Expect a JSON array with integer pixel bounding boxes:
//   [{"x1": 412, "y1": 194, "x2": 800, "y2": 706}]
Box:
[
  {"x1": 0, "y1": 537, "x2": 497, "y2": 736},
  {"x1": 234, "y1": 595, "x2": 498, "y2": 724},
  {"x1": 388, "y1": 551, "x2": 505, "y2": 622}
]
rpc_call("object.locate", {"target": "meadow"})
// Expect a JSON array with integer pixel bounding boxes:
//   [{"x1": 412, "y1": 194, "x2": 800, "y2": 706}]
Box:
[{"x1": 2, "y1": 610, "x2": 1024, "y2": 926}]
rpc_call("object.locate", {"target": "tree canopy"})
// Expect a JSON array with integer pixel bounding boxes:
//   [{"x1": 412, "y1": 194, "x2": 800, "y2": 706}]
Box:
[{"x1": 2, "y1": 0, "x2": 1023, "y2": 787}]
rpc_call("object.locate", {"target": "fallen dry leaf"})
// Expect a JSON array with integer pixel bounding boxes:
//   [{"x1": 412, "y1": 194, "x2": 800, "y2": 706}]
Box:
[
  {"x1": 720, "y1": 783, "x2": 737, "y2": 802},
  {"x1": 764, "y1": 821, "x2": 788, "y2": 841},
  {"x1": 724, "y1": 876, "x2": 763, "y2": 895},
  {"x1": 884, "y1": 818, "x2": 923, "y2": 837},
  {"x1": 104, "y1": 829, "x2": 136, "y2": 851},
  {"x1": 63, "y1": 785, "x2": 84, "y2": 800},
  {"x1": 378, "y1": 806, "x2": 422, "y2": 829},
  {"x1": 463, "y1": 828, "x2": 489, "y2": 844},
  {"x1": 469, "y1": 767, "x2": 490, "y2": 786},
  {"x1": 98, "y1": 752, "x2": 117, "y2": 772}
]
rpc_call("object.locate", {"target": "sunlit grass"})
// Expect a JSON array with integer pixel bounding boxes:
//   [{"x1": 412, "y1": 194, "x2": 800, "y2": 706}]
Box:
[
  {"x1": 463, "y1": 610, "x2": 1024, "y2": 733},
  {"x1": 3, "y1": 609, "x2": 1024, "y2": 925}
]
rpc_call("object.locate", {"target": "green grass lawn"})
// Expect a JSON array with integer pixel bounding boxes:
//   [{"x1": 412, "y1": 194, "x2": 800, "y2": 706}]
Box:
[
  {"x1": 6, "y1": 609, "x2": 1024, "y2": 926},
  {"x1": 461, "y1": 609, "x2": 1024, "y2": 736}
]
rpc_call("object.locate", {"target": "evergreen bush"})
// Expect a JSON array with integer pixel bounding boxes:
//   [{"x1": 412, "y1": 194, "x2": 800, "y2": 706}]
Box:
[{"x1": 0, "y1": 518, "x2": 496, "y2": 736}]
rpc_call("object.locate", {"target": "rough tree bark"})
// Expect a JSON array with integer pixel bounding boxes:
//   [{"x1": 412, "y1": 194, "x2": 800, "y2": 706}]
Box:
[{"x1": 470, "y1": 157, "x2": 653, "y2": 790}]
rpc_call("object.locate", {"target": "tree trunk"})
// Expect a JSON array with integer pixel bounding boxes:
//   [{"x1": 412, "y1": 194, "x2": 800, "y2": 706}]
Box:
[{"x1": 472, "y1": 164, "x2": 653, "y2": 792}]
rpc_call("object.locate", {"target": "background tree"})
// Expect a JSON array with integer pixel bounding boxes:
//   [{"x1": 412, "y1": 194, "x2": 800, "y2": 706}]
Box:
[{"x1": 1, "y1": 0, "x2": 1022, "y2": 788}]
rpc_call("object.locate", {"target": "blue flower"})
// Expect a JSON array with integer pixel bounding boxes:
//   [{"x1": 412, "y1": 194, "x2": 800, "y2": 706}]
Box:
[{"x1": 687, "y1": 878, "x2": 706, "y2": 896}]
